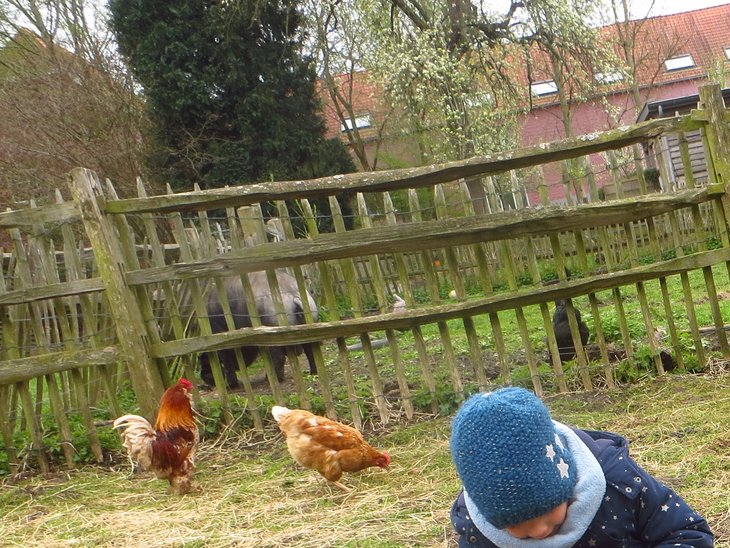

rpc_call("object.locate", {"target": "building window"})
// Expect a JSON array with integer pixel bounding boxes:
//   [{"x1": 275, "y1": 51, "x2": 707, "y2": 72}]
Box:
[
  {"x1": 530, "y1": 80, "x2": 558, "y2": 96},
  {"x1": 340, "y1": 114, "x2": 372, "y2": 132},
  {"x1": 595, "y1": 71, "x2": 624, "y2": 84},
  {"x1": 724, "y1": 46, "x2": 730, "y2": 60},
  {"x1": 664, "y1": 55, "x2": 695, "y2": 71}
]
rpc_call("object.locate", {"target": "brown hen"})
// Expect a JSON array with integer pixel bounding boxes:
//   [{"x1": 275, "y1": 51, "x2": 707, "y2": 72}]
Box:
[{"x1": 272, "y1": 406, "x2": 390, "y2": 490}]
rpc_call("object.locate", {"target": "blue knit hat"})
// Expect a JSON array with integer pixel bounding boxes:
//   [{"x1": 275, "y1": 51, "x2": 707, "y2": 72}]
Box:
[{"x1": 450, "y1": 387, "x2": 577, "y2": 529}]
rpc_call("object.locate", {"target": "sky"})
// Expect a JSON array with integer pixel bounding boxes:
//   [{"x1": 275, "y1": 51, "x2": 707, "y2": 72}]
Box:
[
  {"x1": 488, "y1": 0, "x2": 730, "y2": 25},
  {"x1": 630, "y1": 0, "x2": 730, "y2": 18}
]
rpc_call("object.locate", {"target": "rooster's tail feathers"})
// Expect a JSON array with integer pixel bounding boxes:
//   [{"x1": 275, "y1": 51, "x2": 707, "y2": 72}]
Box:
[
  {"x1": 113, "y1": 414, "x2": 156, "y2": 451},
  {"x1": 271, "y1": 405, "x2": 292, "y2": 423},
  {"x1": 113, "y1": 414, "x2": 156, "y2": 469},
  {"x1": 113, "y1": 414, "x2": 153, "y2": 431}
]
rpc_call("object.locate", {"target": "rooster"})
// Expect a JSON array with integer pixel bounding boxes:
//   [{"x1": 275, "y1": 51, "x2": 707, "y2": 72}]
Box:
[
  {"x1": 272, "y1": 405, "x2": 390, "y2": 491},
  {"x1": 113, "y1": 378, "x2": 199, "y2": 494}
]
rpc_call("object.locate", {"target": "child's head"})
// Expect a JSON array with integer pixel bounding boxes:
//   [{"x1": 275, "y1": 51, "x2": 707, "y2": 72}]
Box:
[{"x1": 450, "y1": 387, "x2": 577, "y2": 531}]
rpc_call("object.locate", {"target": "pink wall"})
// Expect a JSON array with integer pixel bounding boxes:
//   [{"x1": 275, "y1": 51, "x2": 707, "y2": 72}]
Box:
[{"x1": 518, "y1": 80, "x2": 708, "y2": 203}]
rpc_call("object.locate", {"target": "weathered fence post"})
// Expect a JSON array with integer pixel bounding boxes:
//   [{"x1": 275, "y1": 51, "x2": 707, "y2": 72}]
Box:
[
  {"x1": 69, "y1": 168, "x2": 166, "y2": 418},
  {"x1": 699, "y1": 83, "x2": 730, "y2": 187}
]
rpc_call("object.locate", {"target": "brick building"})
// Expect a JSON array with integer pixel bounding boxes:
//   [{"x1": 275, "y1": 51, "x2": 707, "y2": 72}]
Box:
[{"x1": 320, "y1": 4, "x2": 730, "y2": 203}]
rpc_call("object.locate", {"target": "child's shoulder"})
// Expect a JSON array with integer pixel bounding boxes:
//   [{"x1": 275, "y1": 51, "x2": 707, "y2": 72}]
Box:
[
  {"x1": 575, "y1": 428, "x2": 647, "y2": 500},
  {"x1": 574, "y1": 427, "x2": 629, "y2": 451}
]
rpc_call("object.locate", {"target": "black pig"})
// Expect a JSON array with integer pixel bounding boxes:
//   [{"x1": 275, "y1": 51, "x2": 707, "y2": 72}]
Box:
[
  {"x1": 199, "y1": 269, "x2": 318, "y2": 388},
  {"x1": 552, "y1": 299, "x2": 590, "y2": 363}
]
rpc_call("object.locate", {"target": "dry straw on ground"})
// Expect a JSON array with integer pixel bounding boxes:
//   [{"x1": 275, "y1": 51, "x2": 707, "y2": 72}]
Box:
[{"x1": 1, "y1": 372, "x2": 729, "y2": 547}]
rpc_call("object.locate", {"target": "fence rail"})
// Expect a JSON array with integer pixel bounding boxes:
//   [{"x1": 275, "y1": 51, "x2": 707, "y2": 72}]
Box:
[{"x1": 3, "y1": 83, "x2": 730, "y2": 475}]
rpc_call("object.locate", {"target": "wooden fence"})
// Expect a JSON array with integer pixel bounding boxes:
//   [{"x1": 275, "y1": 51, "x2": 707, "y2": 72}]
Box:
[{"x1": 3, "y1": 83, "x2": 730, "y2": 475}]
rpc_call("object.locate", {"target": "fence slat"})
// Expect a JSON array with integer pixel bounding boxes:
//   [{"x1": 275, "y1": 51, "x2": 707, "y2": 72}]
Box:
[
  {"x1": 326, "y1": 196, "x2": 388, "y2": 422},
  {"x1": 573, "y1": 225, "x2": 612, "y2": 387},
  {"x1": 168, "y1": 197, "x2": 232, "y2": 422},
  {"x1": 57, "y1": 190, "x2": 122, "y2": 416},
  {"x1": 459, "y1": 181, "x2": 502, "y2": 390},
  {"x1": 408, "y1": 189, "x2": 464, "y2": 401},
  {"x1": 278, "y1": 199, "x2": 336, "y2": 416},
  {"x1": 45, "y1": 373, "x2": 75, "y2": 468},
  {"x1": 384, "y1": 192, "x2": 438, "y2": 414},
  {"x1": 16, "y1": 380, "x2": 50, "y2": 474},
  {"x1": 645, "y1": 215, "x2": 684, "y2": 371},
  {"x1": 357, "y1": 194, "x2": 413, "y2": 420},
  {"x1": 0, "y1": 385, "x2": 19, "y2": 475},
  {"x1": 69, "y1": 368, "x2": 103, "y2": 463},
  {"x1": 523, "y1": 231, "x2": 568, "y2": 392},
  {"x1": 137, "y1": 179, "x2": 200, "y2": 407},
  {"x1": 302, "y1": 198, "x2": 351, "y2": 424},
  {"x1": 69, "y1": 168, "x2": 165, "y2": 419}
]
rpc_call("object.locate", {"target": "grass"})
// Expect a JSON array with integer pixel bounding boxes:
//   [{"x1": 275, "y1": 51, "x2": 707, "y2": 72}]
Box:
[{"x1": 2, "y1": 372, "x2": 729, "y2": 547}]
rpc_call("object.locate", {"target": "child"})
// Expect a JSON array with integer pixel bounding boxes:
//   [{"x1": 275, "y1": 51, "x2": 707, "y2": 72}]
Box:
[{"x1": 450, "y1": 387, "x2": 713, "y2": 547}]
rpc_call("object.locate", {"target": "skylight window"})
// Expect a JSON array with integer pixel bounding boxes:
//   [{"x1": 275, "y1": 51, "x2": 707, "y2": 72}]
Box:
[
  {"x1": 595, "y1": 71, "x2": 624, "y2": 84},
  {"x1": 530, "y1": 81, "x2": 558, "y2": 96},
  {"x1": 340, "y1": 114, "x2": 372, "y2": 132},
  {"x1": 664, "y1": 55, "x2": 695, "y2": 71}
]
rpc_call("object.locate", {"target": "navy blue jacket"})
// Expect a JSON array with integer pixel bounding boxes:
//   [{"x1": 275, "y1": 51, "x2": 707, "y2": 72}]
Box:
[{"x1": 451, "y1": 429, "x2": 714, "y2": 547}]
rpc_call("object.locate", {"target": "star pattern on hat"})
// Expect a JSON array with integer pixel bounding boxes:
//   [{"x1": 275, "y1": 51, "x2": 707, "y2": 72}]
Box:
[
  {"x1": 545, "y1": 444, "x2": 556, "y2": 461},
  {"x1": 555, "y1": 433, "x2": 564, "y2": 450},
  {"x1": 556, "y1": 458, "x2": 570, "y2": 478}
]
